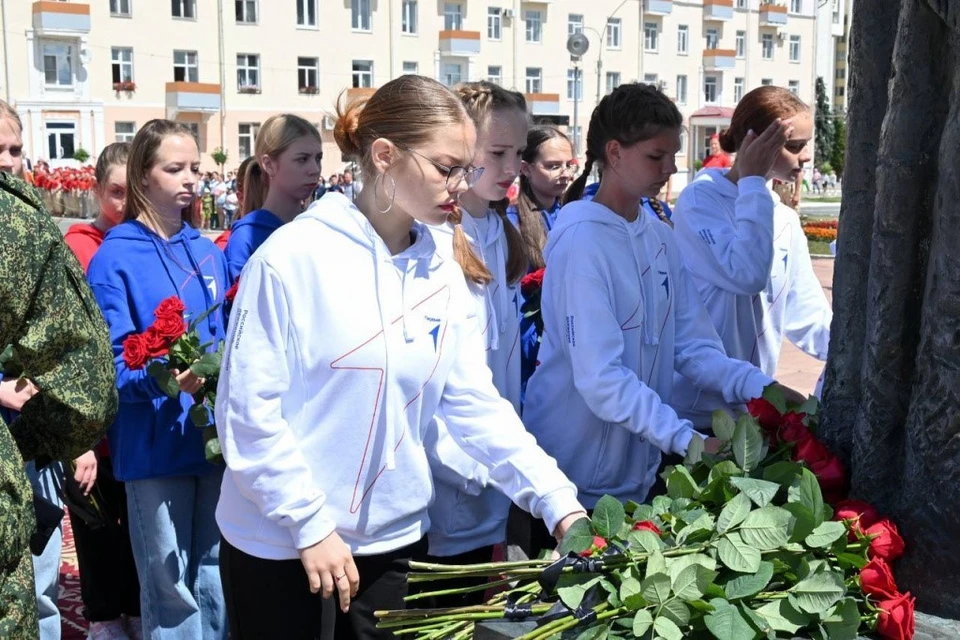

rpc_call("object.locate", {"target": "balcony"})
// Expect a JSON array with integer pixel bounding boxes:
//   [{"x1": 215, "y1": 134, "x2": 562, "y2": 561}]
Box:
[
  {"x1": 702, "y1": 49, "x2": 736, "y2": 69},
  {"x1": 759, "y1": 3, "x2": 788, "y2": 26},
  {"x1": 165, "y1": 82, "x2": 221, "y2": 118},
  {"x1": 644, "y1": 0, "x2": 673, "y2": 15},
  {"x1": 439, "y1": 30, "x2": 481, "y2": 57},
  {"x1": 525, "y1": 93, "x2": 560, "y2": 116},
  {"x1": 703, "y1": 0, "x2": 734, "y2": 21},
  {"x1": 32, "y1": 1, "x2": 91, "y2": 34}
]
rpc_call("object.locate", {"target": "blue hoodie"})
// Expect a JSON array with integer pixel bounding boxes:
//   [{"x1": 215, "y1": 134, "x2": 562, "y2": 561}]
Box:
[
  {"x1": 223, "y1": 208, "x2": 284, "y2": 282},
  {"x1": 87, "y1": 220, "x2": 229, "y2": 482}
]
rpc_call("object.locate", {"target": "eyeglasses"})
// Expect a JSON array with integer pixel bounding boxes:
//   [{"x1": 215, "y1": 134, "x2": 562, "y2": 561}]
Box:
[
  {"x1": 536, "y1": 161, "x2": 581, "y2": 177},
  {"x1": 400, "y1": 146, "x2": 485, "y2": 190}
]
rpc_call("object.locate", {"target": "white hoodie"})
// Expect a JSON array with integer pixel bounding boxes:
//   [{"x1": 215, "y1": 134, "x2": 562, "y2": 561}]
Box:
[
  {"x1": 670, "y1": 169, "x2": 832, "y2": 427},
  {"x1": 523, "y1": 200, "x2": 772, "y2": 508},
  {"x1": 215, "y1": 194, "x2": 580, "y2": 559},
  {"x1": 424, "y1": 211, "x2": 520, "y2": 557}
]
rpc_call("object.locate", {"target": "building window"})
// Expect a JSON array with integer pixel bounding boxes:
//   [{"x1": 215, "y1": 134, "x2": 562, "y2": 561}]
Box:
[
  {"x1": 238, "y1": 122, "x2": 260, "y2": 159},
  {"x1": 788, "y1": 80, "x2": 800, "y2": 95},
  {"x1": 444, "y1": 3, "x2": 463, "y2": 30},
  {"x1": 790, "y1": 0, "x2": 802, "y2": 13},
  {"x1": 402, "y1": 61, "x2": 418, "y2": 75},
  {"x1": 676, "y1": 74, "x2": 687, "y2": 104},
  {"x1": 298, "y1": 56, "x2": 319, "y2": 91},
  {"x1": 736, "y1": 30, "x2": 745, "y2": 58},
  {"x1": 679, "y1": 129, "x2": 687, "y2": 154},
  {"x1": 525, "y1": 67, "x2": 542, "y2": 94},
  {"x1": 677, "y1": 25, "x2": 689, "y2": 54},
  {"x1": 352, "y1": 0, "x2": 372, "y2": 31},
  {"x1": 704, "y1": 75, "x2": 718, "y2": 104},
  {"x1": 487, "y1": 65, "x2": 502, "y2": 85},
  {"x1": 442, "y1": 62, "x2": 462, "y2": 87},
  {"x1": 762, "y1": 33, "x2": 774, "y2": 59},
  {"x1": 171, "y1": 0, "x2": 196, "y2": 19},
  {"x1": 173, "y1": 50, "x2": 198, "y2": 82},
  {"x1": 46, "y1": 122, "x2": 76, "y2": 159},
  {"x1": 761, "y1": 77, "x2": 773, "y2": 86},
  {"x1": 235, "y1": 0, "x2": 257, "y2": 23},
  {"x1": 181, "y1": 122, "x2": 201, "y2": 151},
  {"x1": 42, "y1": 42, "x2": 73, "y2": 87},
  {"x1": 525, "y1": 11, "x2": 542, "y2": 43},
  {"x1": 401, "y1": 0, "x2": 418, "y2": 34},
  {"x1": 568, "y1": 14, "x2": 584, "y2": 37},
  {"x1": 737, "y1": 0, "x2": 747, "y2": 7},
  {"x1": 644, "y1": 73, "x2": 659, "y2": 85},
  {"x1": 836, "y1": 86, "x2": 844, "y2": 97},
  {"x1": 835, "y1": 67, "x2": 846, "y2": 80},
  {"x1": 111, "y1": 47, "x2": 134, "y2": 84},
  {"x1": 606, "y1": 18, "x2": 622, "y2": 49},
  {"x1": 789, "y1": 35, "x2": 801, "y2": 62},
  {"x1": 487, "y1": 7, "x2": 501, "y2": 40},
  {"x1": 705, "y1": 28, "x2": 719, "y2": 50},
  {"x1": 644, "y1": 22, "x2": 658, "y2": 52},
  {"x1": 236, "y1": 54, "x2": 260, "y2": 91},
  {"x1": 297, "y1": 0, "x2": 317, "y2": 27},
  {"x1": 352, "y1": 60, "x2": 373, "y2": 87},
  {"x1": 606, "y1": 71, "x2": 621, "y2": 94},
  {"x1": 115, "y1": 121, "x2": 136, "y2": 143},
  {"x1": 734, "y1": 77, "x2": 744, "y2": 102},
  {"x1": 110, "y1": 0, "x2": 131, "y2": 16},
  {"x1": 566, "y1": 69, "x2": 582, "y2": 100}
]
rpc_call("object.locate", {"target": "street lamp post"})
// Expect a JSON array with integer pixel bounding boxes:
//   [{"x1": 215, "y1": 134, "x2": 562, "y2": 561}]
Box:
[{"x1": 593, "y1": 0, "x2": 636, "y2": 105}]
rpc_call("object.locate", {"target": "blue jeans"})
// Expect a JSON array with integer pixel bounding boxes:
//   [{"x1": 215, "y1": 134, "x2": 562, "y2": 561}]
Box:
[
  {"x1": 26, "y1": 461, "x2": 63, "y2": 640},
  {"x1": 126, "y1": 471, "x2": 226, "y2": 640}
]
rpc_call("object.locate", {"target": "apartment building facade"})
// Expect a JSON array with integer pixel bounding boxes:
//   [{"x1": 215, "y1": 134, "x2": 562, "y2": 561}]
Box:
[{"x1": 1, "y1": 0, "x2": 818, "y2": 186}]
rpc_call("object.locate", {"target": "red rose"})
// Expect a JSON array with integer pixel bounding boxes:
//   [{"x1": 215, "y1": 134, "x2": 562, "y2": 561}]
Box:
[
  {"x1": 141, "y1": 326, "x2": 170, "y2": 358},
  {"x1": 876, "y1": 592, "x2": 915, "y2": 640},
  {"x1": 860, "y1": 558, "x2": 900, "y2": 601},
  {"x1": 865, "y1": 518, "x2": 906, "y2": 562},
  {"x1": 792, "y1": 437, "x2": 831, "y2": 466},
  {"x1": 834, "y1": 500, "x2": 882, "y2": 529},
  {"x1": 579, "y1": 535, "x2": 608, "y2": 557},
  {"x1": 153, "y1": 296, "x2": 188, "y2": 341},
  {"x1": 154, "y1": 296, "x2": 186, "y2": 319},
  {"x1": 632, "y1": 521, "x2": 662, "y2": 536},
  {"x1": 746, "y1": 397, "x2": 782, "y2": 430},
  {"x1": 122, "y1": 333, "x2": 148, "y2": 370},
  {"x1": 779, "y1": 411, "x2": 812, "y2": 446},
  {"x1": 225, "y1": 280, "x2": 239, "y2": 304},
  {"x1": 810, "y1": 454, "x2": 847, "y2": 496},
  {"x1": 520, "y1": 268, "x2": 545, "y2": 298}
]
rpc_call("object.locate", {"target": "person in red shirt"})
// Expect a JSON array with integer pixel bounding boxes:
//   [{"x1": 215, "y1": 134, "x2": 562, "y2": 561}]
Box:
[
  {"x1": 64, "y1": 143, "x2": 130, "y2": 271},
  {"x1": 702, "y1": 133, "x2": 733, "y2": 169}
]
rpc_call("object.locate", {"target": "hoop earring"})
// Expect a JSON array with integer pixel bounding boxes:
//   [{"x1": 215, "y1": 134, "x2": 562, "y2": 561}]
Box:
[{"x1": 374, "y1": 172, "x2": 397, "y2": 214}]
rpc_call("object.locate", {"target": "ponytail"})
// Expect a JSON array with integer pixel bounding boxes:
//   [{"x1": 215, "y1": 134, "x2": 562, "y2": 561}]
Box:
[
  {"x1": 492, "y1": 198, "x2": 527, "y2": 284},
  {"x1": 514, "y1": 178, "x2": 549, "y2": 270},
  {"x1": 448, "y1": 206, "x2": 494, "y2": 285},
  {"x1": 562, "y1": 156, "x2": 595, "y2": 206}
]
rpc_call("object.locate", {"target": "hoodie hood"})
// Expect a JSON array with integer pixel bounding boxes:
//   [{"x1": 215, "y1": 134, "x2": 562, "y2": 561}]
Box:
[
  {"x1": 65, "y1": 222, "x2": 105, "y2": 241},
  {"x1": 231, "y1": 208, "x2": 284, "y2": 234},
  {"x1": 546, "y1": 200, "x2": 659, "y2": 345},
  {"x1": 459, "y1": 211, "x2": 510, "y2": 351}
]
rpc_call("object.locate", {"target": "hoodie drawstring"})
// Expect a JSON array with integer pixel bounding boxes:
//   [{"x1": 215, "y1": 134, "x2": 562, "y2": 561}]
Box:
[{"x1": 369, "y1": 233, "x2": 398, "y2": 470}]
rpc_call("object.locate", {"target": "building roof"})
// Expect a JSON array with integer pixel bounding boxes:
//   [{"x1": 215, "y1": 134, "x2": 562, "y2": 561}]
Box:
[{"x1": 690, "y1": 106, "x2": 735, "y2": 119}]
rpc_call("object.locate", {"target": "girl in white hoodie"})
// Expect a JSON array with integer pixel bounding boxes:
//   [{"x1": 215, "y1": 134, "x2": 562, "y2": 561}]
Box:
[
  {"x1": 423, "y1": 81, "x2": 529, "y2": 605},
  {"x1": 214, "y1": 74, "x2": 586, "y2": 639},
  {"x1": 671, "y1": 86, "x2": 831, "y2": 428},
  {"x1": 523, "y1": 83, "x2": 799, "y2": 542}
]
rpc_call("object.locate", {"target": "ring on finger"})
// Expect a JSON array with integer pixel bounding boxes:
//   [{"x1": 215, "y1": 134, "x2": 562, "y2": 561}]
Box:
[{"x1": 335, "y1": 573, "x2": 346, "y2": 581}]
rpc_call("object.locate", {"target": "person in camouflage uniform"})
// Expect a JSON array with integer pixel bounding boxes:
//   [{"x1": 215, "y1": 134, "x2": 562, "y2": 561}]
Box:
[{"x1": 0, "y1": 170, "x2": 118, "y2": 638}]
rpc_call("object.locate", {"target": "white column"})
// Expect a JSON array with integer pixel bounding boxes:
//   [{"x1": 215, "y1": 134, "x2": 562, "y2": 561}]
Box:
[
  {"x1": 25, "y1": 30, "x2": 39, "y2": 98},
  {"x1": 78, "y1": 35, "x2": 90, "y2": 101},
  {"x1": 433, "y1": 50, "x2": 441, "y2": 83},
  {"x1": 29, "y1": 108, "x2": 44, "y2": 162},
  {"x1": 79, "y1": 108, "x2": 92, "y2": 156},
  {"x1": 467, "y1": 57, "x2": 476, "y2": 83},
  {"x1": 92, "y1": 106, "x2": 105, "y2": 156}
]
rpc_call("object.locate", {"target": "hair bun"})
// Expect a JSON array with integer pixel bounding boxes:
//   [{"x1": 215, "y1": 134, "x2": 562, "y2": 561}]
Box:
[
  {"x1": 718, "y1": 129, "x2": 736, "y2": 154},
  {"x1": 333, "y1": 92, "x2": 365, "y2": 158}
]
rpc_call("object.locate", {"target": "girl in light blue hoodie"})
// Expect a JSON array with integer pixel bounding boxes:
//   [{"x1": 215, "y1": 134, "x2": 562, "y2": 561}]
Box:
[{"x1": 87, "y1": 120, "x2": 229, "y2": 639}]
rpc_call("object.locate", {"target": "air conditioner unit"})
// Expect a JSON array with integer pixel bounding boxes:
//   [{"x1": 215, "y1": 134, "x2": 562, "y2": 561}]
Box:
[
  {"x1": 502, "y1": 8, "x2": 514, "y2": 18},
  {"x1": 322, "y1": 116, "x2": 335, "y2": 131}
]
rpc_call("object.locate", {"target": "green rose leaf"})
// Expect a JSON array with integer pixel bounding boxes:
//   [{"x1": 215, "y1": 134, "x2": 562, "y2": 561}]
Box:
[
  {"x1": 651, "y1": 495, "x2": 673, "y2": 516},
  {"x1": 805, "y1": 521, "x2": 847, "y2": 549},
  {"x1": 630, "y1": 503, "x2": 656, "y2": 522},
  {"x1": 641, "y1": 573, "x2": 671, "y2": 606},
  {"x1": 788, "y1": 571, "x2": 846, "y2": 615},
  {"x1": 763, "y1": 461, "x2": 803, "y2": 487},
  {"x1": 190, "y1": 351, "x2": 222, "y2": 378},
  {"x1": 732, "y1": 415, "x2": 764, "y2": 473},
  {"x1": 628, "y1": 529, "x2": 662, "y2": 555},
  {"x1": 667, "y1": 553, "x2": 718, "y2": 582},
  {"x1": 717, "y1": 532, "x2": 761, "y2": 573},
  {"x1": 558, "y1": 518, "x2": 595, "y2": 556},
  {"x1": 619, "y1": 576, "x2": 645, "y2": 610},
  {"x1": 708, "y1": 460, "x2": 743, "y2": 485},
  {"x1": 729, "y1": 477, "x2": 781, "y2": 508},
  {"x1": 684, "y1": 434, "x2": 705, "y2": 465},
  {"x1": 147, "y1": 360, "x2": 181, "y2": 398},
  {"x1": 188, "y1": 402, "x2": 211, "y2": 429},
  {"x1": 798, "y1": 468, "x2": 826, "y2": 527},
  {"x1": 653, "y1": 615, "x2": 684, "y2": 640},
  {"x1": 717, "y1": 492, "x2": 752, "y2": 534},
  {"x1": 753, "y1": 598, "x2": 810, "y2": 633},
  {"x1": 823, "y1": 597, "x2": 860, "y2": 640},
  {"x1": 573, "y1": 623, "x2": 610, "y2": 640},
  {"x1": 762, "y1": 383, "x2": 788, "y2": 413},
  {"x1": 202, "y1": 426, "x2": 223, "y2": 465},
  {"x1": 834, "y1": 552, "x2": 869, "y2": 570},
  {"x1": 784, "y1": 502, "x2": 817, "y2": 544},
  {"x1": 723, "y1": 561, "x2": 773, "y2": 601},
  {"x1": 556, "y1": 575, "x2": 600, "y2": 610},
  {"x1": 797, "y1": 395, "x2": 820, "y2": 417},
  {"x1": 646, "y1": 551, "x2": 667, "y2": 580},
  {"x1": 591, "y1": 495, "x2": 626, "y2": 539},
  {"x1": 661, "y1": 599, "x2": 691, "y2": 627},
  {"x1": 704, "y1": 599, "x2": 760, "y2": 640},
  {"x1": 632, "y1": 609, "x2": 653, "y2": 637},
  {"x1": 675, "y1": 513, "x2": 715, "y2": 546},
  {"x1": 672, "y1": 563, "x2": 717, "y2": 601},
  {"x1": 712, "y1": 409, "x2": 737, "y2": 442},
  {"x1": 667, "y1": 465, "x2": 701, "y2": 500},
  {"x1": 739, "y1": 506, "x2": 792, "y2": 551}
]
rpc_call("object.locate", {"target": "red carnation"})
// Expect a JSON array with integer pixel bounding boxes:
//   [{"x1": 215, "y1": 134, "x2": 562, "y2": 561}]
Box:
[
  {"x1": 834, "y1": 499, "x2": 882, "y2": 534},
  {"x1": 122, "y1": 333, "x2": 149, "y2": 370},
  {"x1": 865, "y1": 518, "x2": 906, "y2": 563},
  {"x1": 876, "y1": 592, "x2": 915, "y2": 640},
  {"x1": 632, "y1": 520, "x2": 662, "y2": 536},
  {"x1": 141, "y1": 326, "x2": 170, "y2": 358},
  {"x1": 860, "y1": 558, "x2": 900, "y2": 601},
  {"x1": 746, "y1": 397, "x2": 782, "y2": 431},
  {"x1": 579, "y1": 535, "x2": 608, "y2": 557},
  {"x1": 520, "y1": 268, "x2": 545, "y2": 298}
]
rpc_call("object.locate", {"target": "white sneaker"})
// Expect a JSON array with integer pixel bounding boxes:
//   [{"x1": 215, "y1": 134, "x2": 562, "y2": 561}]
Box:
[
  {"x1": 123, "y1": 616, "x2": 143, "y2": 640},
  {"x1": 88, "y1": 619, "x2": 130, "y2": 640}
]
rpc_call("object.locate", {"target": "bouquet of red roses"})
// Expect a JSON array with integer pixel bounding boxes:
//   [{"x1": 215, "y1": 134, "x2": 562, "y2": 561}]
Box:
[
  {"x1": 122, "y1": 296, "x2": 224, "y2": 464},
  {"x1": 520, "y1": 267, "x2": 545, "y2": 341}
]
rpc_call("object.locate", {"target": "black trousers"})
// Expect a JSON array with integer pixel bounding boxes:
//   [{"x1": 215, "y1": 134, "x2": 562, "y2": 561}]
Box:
[
  {"x1": 66, "y1": 456, "x2": 141, "y2": 622},
  {"x1": 221, "y1": 536, "x2": 428, "y2": 639},
  {"x1": 409, "y1": 545, "x2": 495, "y2": 609}
]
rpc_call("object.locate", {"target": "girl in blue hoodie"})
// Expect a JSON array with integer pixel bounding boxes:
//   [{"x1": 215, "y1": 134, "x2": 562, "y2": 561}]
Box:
[
  {"x1": 87, "y1": 119, "x2": 229, "y2": 640},
  {"x1": 522, "y1": 84, "x2": 803, "y2": 549},
  {"x1": 223, "y1": 114, "x2": 322, "y2": 282}
]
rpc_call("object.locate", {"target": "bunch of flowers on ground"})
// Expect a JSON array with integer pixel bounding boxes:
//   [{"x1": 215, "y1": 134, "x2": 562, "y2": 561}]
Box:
[
  {"x1": 122, "y1": 296, "x2": 224, "y2": 464},
  {"x1": 377, "y1": 389, "x2": 914, "y2": 639},
  {"x1": 801, "y1": 219, "x2": 839, "y2": 242}
]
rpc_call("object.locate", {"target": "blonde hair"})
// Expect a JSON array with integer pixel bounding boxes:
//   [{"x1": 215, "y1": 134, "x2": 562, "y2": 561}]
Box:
[
  {"x1": 238, "y1": 158, "x2": 266, "y2": 218},
  {"x1": 0, "y1": 100, "x2": 22, "y2": 135},
  {"x1": 123, "y1": 119, "x2": 197, "y2": 226},
  {"x1": 334, "y1": 74, "x2": 491, "y2": 285},
  {"x1": 95, "y1": 142, "x2": 130, "y2": 191},
  {"x1": 453, "y1": 81, "x2": 529, "y2": 284},
  {"x1": 256, "y1": 114, "x2": 321, "y2": 193}
]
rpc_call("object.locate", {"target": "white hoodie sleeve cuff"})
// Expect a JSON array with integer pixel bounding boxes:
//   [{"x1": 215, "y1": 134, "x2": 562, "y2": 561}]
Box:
[
  {"x1": 532, "y1": 487, "x2": 584, "y2": 535},
  {"x1": 743, "y1": 371, "x2": 775, "y2": 403},
  {"x1": 670, "y1": 424, "x2": 698, "y2": 457},
  {"x1": 289, "y1": 511, "x2": 338, "y2": 551}
]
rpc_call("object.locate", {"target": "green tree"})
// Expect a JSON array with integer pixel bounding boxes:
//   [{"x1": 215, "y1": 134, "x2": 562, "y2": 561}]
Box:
[
  {"x1": 830, "y1": 115, "x2": 846, "y2": 179},
  {"x1": 814, "y1": 77, "x2": 834, "y2": 170}
]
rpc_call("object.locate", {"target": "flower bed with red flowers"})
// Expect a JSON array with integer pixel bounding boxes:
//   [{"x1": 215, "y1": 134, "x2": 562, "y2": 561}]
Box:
[
  {"x1": 382, "y1": 387, "x2": 915, "y2": 639},
  {"x1": 801, "y1": 218, "x2": 839, "y2": 242}
]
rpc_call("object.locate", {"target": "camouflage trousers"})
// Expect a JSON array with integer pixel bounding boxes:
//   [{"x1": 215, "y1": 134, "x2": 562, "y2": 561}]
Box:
[{"x1": 0, "y1": 544, "x2": 39, "y2": 639}]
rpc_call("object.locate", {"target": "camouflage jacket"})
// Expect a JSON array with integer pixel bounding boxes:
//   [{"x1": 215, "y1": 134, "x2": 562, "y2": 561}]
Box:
[{"x1": 0, "y1": 172, "x2": 118, "y2": 638}]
